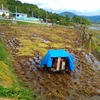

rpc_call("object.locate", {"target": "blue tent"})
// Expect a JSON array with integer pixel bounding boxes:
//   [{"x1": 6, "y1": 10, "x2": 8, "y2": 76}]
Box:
[{"x1": 40, "y1": 49, "x2": 74, "y2": 71}]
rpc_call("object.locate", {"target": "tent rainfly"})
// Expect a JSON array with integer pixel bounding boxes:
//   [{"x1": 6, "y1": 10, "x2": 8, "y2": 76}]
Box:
[{"x1": 40, "y1": 49, "x2": 74, "y2": 71}]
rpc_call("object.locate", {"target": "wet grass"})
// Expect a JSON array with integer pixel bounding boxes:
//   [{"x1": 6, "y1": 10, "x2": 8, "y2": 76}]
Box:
[
  {"x1": 0, "y1": 42, "x2": 10, "y2": 65},
  {"x1": 0, "y1": 19, "x2": 12, "y2": 24},
  {"x1": 0, "y1": 22, "x2": 100, "y2": 100},
  {"x1": 0, "y1": 41, "x2": 35, "y2": 100},
  {"x1": 0, "y1": 85, "x2": 32, "y2": 100}
]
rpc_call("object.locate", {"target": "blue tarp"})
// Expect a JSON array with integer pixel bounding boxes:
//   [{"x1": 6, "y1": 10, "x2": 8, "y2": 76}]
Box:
[{"x1": 40, "y1": 49, "x2": 75, "y2": 71}]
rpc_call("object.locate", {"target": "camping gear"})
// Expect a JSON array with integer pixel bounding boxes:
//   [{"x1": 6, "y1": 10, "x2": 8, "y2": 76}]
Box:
[
  {"x1": 56, "y1": 57, "x2": 60, "y2": 71},
  {"x1": 40, "y1": 49, "x2": 74, "y2": 72}
]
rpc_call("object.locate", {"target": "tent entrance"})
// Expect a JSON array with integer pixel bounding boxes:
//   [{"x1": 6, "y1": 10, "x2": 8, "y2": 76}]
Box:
[{"x1": 51, "y1": 57, "x2": 69, "y2": 72}]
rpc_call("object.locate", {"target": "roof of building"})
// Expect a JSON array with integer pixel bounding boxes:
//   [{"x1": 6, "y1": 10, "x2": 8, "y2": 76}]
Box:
[
  {"x1": 12, "y1": 13, "x2": 27, "y2": 15},
  {"x1": 0, "y1": 10, "x2": 9, "y2": 12}
]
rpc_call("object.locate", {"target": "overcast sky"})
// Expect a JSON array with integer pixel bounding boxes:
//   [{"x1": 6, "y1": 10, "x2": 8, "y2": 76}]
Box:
[{"x1": 19, "y1": 0, "x2": 100, "y2": 16}]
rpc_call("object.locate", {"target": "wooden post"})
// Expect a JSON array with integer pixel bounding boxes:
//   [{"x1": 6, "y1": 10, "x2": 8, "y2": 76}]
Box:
[
  {"x1": 89, "y1": 34, "x2": 93, "y2": 54},
  {"x1": 56, "y1": 58, "x2": 60, "y2": 71},
  {"x1": 61, "y1": 61, "x2": 65, "y2": 70},
  {"x1": 89, "y1": 38, "x2": 91, "y2": 54}
]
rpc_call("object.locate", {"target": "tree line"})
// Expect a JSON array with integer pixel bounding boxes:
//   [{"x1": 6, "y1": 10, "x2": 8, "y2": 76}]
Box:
[{"x1": 0, "y1": 0, "x2": 91, "y2": 25}]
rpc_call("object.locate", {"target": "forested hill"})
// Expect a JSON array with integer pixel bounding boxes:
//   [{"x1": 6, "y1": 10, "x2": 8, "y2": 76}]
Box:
[
  {"x1": 0, "y1": 0, "x2": 90, "y2": 25},
  {"x1": 0, "y1": 0, "x2": 71, "y2": 25},
  {"x1": 59, "y1": 11, "x2": 76, "y2": 18},
  {"x1": 59, "y1": 11, "x2": 100, "y2": 23},
  {"x1": 85, "y1": 16, "x2": 100, "y2": 23}
]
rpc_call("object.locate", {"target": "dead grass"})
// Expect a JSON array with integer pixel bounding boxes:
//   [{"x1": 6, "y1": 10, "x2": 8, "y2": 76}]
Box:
[{"x1": 0, "y1": 25, "x2": 100, "y2": 100}]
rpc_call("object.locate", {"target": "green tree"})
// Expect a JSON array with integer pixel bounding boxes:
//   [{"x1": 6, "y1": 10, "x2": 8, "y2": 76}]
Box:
[
  {"x1": 81, "y1": 17, "x2": 91, "y2": 25},
  {"x1": 65, "y1": 15, "x2": 70, "y2": 26},
  {"x1": 71, "y1": 15, "x2": 81, "y2": 24},
  {"x1": 59, "y1": 17, "x2": 67, "y2": 25},
  {"x1": 71, "y1": 15, "x2": 91, "y2": 25},
  {"x1": 2, "y1": 13, "x2": 6, "y2": 18},
  {"x1": 0, "y1": 0, "x2": 8, "y2": 9},
  {"x1": 9, "y1": 13, "x2": 13, "y2": 18}
]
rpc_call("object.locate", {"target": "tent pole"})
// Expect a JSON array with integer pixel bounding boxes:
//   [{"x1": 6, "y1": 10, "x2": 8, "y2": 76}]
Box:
[
  {"x1": 56, "y1": 58, "x2": 60, "y2": 71},
  {"x1": 61, "y1": 61, "x2": 65, "y2": 70}
]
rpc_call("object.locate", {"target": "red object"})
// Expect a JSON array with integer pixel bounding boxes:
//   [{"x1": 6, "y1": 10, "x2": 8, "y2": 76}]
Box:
[{"x1": 53, "y1": 63, "x2": 57, "y2": 68}]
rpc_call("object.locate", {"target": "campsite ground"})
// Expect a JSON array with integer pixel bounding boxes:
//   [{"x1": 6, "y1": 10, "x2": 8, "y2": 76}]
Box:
[{"x1": 0, "y1": 20, "x2": 100, "y2": 100}]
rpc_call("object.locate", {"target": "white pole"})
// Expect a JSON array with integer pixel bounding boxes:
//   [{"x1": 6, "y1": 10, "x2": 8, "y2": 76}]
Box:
[
  {"x1": 46, "y1": 15, "x2": 48, "y2": 25},
  {"x1": 16, "y1": 6, "x2": 17, "y2": 20},
  {"x1": 61, "y1": 61, "x2": 65, "y2": 70},
  {"x1": 56, "y1": 58, "x2": 60, "y2": 71},
  {"x1": 32, "y1": 11, "x2": 33, "y2": 17},
  {"x1": 1, "y1": 4, "x2": 3, "y2": 10}
]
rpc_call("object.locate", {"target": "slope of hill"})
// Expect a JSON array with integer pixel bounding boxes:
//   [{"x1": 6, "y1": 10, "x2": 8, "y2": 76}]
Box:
[
  {"x1": 85, "y1": 16, "x2": 100, "y2": 23},
  {"x1": 0, "y1": 20, "x2": 100, "y2": 100},
  {"x1": 59, "y1": 11, "x2": 100, "y2": 23}
]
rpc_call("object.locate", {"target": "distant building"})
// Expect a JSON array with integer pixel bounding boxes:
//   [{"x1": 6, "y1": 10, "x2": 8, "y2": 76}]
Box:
[
  {"x1": 0, "y1": 10, "x2": 9, "y2": 18},
  {"x1": 12, "y1": 13, "x2": 27, "y2": 18},
  {"x1": 12, "y1": 12, "x2": 41, "y2": 22}
]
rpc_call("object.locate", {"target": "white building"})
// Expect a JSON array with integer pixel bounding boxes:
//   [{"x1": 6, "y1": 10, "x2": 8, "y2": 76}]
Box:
[
  {"x1": 12, "y1": 13, "x2": 27, "y2": 18},
  {"x1": 0, "y1": 10, "x2": 9, "y2": 18}
]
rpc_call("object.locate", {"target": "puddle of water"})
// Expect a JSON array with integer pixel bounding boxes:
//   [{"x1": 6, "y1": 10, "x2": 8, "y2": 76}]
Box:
[
  {"x1": 9, "y1": 41, "x2": 15, "y2": 49},
  {"x1": 29, "y1": 58, "x2": 34, "y2": 62},
  {"x1": 88, "y1": 26, "x2": 100, "y2": 30},
  {"x1": 26, "y1": 70, "x2": 31, "y2": 78},
  {"x1": 42, "y1": 39, "x2": 49, "y2": 43},
  {"x1": 1, "y1": 37, "x2": 4, "y2": 41},
  {"x1": 1, "y1": 34, "x2": 5, "y2": 37},
  {"x1": 70, "y1": 52, "x2": 82, "y2": 79},
  {"x1": 33, "y1": 34, "x2": 37, "y2": 37},
  {"x1": 26, "y1": 61, "x2": 31, "y2": 66},
  {"x1": 83, "y1": 52, "x2": 100, "y2": 70},
  {"x1": 39, "y1": 37, "x2": 49, "y2": 43}
]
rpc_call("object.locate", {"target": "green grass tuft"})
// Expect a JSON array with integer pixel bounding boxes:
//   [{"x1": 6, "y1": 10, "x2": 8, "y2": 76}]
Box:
[{"x1": 0, "y1": 86, "x2": 33, "y2": 100}]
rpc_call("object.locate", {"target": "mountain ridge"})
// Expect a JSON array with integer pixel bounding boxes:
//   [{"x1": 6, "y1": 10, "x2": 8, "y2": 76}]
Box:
[
  {"x1": 59, "y1": 11, "x2": 100, "y2": 23},
  {"x1": 58, "y1": 11, "x2": 76, "y2": 18}
]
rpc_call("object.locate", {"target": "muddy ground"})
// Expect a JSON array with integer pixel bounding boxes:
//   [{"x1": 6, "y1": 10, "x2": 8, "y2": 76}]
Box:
[{"x1": 0, "y1": 25, "x2": 100, "y2": 100}]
